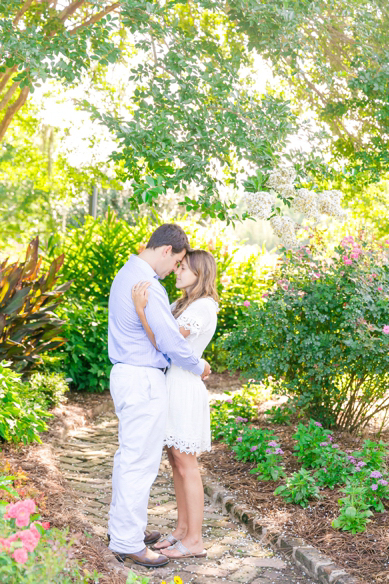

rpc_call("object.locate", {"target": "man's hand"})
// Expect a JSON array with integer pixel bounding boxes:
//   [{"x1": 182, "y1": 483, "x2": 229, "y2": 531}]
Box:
[{"x1": 201, "y1": 360, "x2": 211, "y2": 380}]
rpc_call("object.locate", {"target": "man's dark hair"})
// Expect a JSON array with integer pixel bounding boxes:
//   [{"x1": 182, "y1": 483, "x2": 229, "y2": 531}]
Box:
[{"x1": 146, "y1": 224, "x2": 191, "y2": 254}]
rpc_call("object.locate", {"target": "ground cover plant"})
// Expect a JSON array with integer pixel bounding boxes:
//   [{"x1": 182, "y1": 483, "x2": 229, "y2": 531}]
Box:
[
  {"x1": 205, "y1": 386, "x2": 389, "y2": 582},
  {"x1": 222, "y1": 232, "x2": 389, "y2": 431},
  {"x1": 0, "y1": 362, "x2": 51, "y2": 444}
]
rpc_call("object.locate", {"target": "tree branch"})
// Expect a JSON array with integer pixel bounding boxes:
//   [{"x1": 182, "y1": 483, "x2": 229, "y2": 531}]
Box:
[
  {"x1": 0, "y1": 66, "x2": 18, "y2": 94},
  {"x1": 13, "y1": 0, "x2": 35, "y2": 27},
  {"x1": 0, "y1": 86, "x2": 30, "y2": 142},
  {"x1": 59, "y1": 0, "x2": 86, "y2": 23},
  {"x1": 67, "y1": 2, "x2": 120, "y2": 35},
  {"x1": 0, "y1": 81, "x2": 21, "y2": 112}
]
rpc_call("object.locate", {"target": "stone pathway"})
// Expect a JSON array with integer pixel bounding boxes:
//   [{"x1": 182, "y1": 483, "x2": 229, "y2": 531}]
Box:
[{"x1": 56, "y1": 407, "x2": 317, "y2": 584}]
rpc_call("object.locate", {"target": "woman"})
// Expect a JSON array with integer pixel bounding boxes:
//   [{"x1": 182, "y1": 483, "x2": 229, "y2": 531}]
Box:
[{"x1": 132, "y1": 249, "x2": 219, "y2": 559}]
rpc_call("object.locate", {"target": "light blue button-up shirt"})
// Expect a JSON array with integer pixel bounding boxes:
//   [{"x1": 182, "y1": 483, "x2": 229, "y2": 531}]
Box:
[{"x1": 108, "y1": 255, "x2": 204, "y2": 375}]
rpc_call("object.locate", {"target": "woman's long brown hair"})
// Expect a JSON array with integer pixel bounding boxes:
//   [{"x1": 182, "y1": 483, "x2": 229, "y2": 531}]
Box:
[{"x1": 172, "y1": 250, "x2": 219, "y2": 319}]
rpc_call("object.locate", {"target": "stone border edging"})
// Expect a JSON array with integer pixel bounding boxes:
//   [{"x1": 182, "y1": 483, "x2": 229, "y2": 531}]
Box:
[{"x1": 202, "y1": 476, "x2": 358, "y2": 584}]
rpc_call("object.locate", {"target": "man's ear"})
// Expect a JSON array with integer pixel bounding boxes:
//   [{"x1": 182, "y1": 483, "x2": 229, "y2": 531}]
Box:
[{"x1": 162, "y1": 245, "x2": 172, "y2": 256}]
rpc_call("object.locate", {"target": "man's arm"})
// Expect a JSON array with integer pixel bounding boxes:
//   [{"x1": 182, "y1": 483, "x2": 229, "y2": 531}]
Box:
[{"x1": 144, "y1": 283, "x2": 206, "y2": 376}]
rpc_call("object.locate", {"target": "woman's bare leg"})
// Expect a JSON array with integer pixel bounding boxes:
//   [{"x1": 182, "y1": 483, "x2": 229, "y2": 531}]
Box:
[
  {"x1": 154, "y1": 447, "x2": 188, "y2": 549},
  {"x1": 163, "y1": 447, "x2": 204, "y2": 556}
]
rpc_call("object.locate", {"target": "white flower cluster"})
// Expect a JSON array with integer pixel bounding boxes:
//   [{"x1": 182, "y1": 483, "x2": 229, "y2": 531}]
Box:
[
  {"x1": 317, "y1": 190, "x2": 347, "y2": 221},
  {"x1": 244, "y1": 165, "x2": 347, "y2": 249},
  {"x1": 292, "y1": 188, "x2": 321, "y2": 221},
  {"x1": 245, "y1": 191, "x2": 276, "y2": 220},
  {"x1": 270, "y1": 215, "x2": 298, "y2": 248},
  {"x1": 267, "y1": 167, "x2": 296, "y2": 198}
]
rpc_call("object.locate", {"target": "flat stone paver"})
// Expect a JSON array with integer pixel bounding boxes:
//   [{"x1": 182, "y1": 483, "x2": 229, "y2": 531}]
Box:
[{"x1": 56, "y1": 408, "x2": 317, "y2": 584}]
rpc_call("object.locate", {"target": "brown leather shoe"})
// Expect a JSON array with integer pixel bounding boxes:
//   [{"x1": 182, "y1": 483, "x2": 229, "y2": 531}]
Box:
[
  {"x1": 144, "y1": 530, "x2": 161, "y2": 545},
  {"x1": 107, "y1": 530, "x2": 161, "y2": 545},
  {"x1": 112, "y1": 546, "x2": 169, "y2": 567}
]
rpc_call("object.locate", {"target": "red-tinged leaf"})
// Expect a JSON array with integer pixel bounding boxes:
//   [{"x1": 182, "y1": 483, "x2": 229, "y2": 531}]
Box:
[
  {"x1": 1, "y1": 287, "x2": 31, "y2": 315},
  {"x1": 22, "y1": 237, "x2": 39, "y2": 279}
]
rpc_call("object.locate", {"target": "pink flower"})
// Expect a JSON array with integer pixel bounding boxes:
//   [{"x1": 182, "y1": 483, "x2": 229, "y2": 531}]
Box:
[
  {"x1": 19, "y1": 530, "x2": 39, "y2": 553},
  {"x1": 22, "y1": 500, "x2": 36, "y2": 514},
  {"x1": 372, "y1": 273, "x2": 378, "y2": 278},
  {"x1": 226, "y1": 399, "x2": 233, "y2": 404},
  {"x1": 4, "y1": 500, "x2": 35, "y2": 523},
  {"x1": 378, "y1": 287, "x2": 383, "y2": 291},
  {"x1": 15, "y1": 508, "x2": 31, "y2": 528},
  {"x1": 250, "y1": 446, "x2": 258, "y2": 452},
  {"x1": 371, "y1": 484, "x2": 378, "y2": 491},
  {"x1": 383, "y1": 325, "x2": 389, "y2": 334},
  {"x1": 237, "y1": 437, "x2": 242, "y2": 442},
  {"x1": 261, "y1": 293, "x2": 269, "y2": 299},
  {"x1": 29, "y1": 524, "x2": 41, "y2": 540},
  {"x1": 243, "y1": 300, "x2": 250, "y2": 307},
  {"x1": 350, "y1": 252, "x2": 360, "y2": 260},
  {"x1": 385, "y1": 240, "x2": 389, "y2": 245},
  {"x1": 12, "y1": 548, "x2": 28, "y2": 564},
  {"x1": 343, "y1": 256, "x2": 352, "y2": 265},
  {"x1": 0, "y1": 537, "x2": 11, "y2": 551}
]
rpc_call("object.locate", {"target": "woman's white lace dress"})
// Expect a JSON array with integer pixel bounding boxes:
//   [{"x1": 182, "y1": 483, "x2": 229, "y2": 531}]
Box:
[{"x1": 163, "y1": 297, "x2": 218, "y2": 455}]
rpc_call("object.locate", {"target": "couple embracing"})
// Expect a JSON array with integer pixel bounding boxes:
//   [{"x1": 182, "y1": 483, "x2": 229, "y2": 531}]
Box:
[{"x1": 107, "y1": 224, "x2": 219, "y2": 568}]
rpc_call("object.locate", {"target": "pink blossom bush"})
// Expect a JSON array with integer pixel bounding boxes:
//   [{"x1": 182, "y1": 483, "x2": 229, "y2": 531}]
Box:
[
  {"x1": 0, "y1": 496, "x2": 90, "y2": 583},
  {"x1": 222, "y1": 232, "x2": 389, "y2": 431}
]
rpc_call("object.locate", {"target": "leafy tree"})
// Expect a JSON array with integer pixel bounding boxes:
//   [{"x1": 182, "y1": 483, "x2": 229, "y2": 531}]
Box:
[
  {"x1": 226, "y1": 0, "x2": 389, "y2": 186},
  {"x1": 1, "y1": 1, "x2": 298, "y2": 223},
  {"x1": 0, "y1": 0, "x2": 121, "y2": 141}
]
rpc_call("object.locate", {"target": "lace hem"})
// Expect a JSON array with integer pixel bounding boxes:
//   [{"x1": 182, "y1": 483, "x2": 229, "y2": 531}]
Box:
[
  {"x1": 163, "y1": 435, "x2": 211, "y2": 455},
  {"x1": 176, "y1": 314, "x2": 201, "y2": 337}
]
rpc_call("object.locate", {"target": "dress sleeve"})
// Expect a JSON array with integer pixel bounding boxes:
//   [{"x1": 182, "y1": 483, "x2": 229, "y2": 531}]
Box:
[{"x1": 176, "y1": 298, "x2": 217, "y2": 338}]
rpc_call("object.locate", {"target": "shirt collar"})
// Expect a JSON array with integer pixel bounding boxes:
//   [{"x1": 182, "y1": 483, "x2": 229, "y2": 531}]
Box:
[{"x1": 130, "y1": 254, "x2": 159, "y2": 280}]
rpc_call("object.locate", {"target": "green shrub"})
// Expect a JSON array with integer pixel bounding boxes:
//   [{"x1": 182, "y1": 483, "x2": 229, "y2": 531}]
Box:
[
  {"x1": 293, "y1": 419, "x2": 334, "y2": 468},
  {"x1": 47, "y1": 209, "x2": 151, "y2": 307},
  {"x1": 274, "y1": 469, "x2": 320, "y2": 507},
  {"x1": 332, "y1": 484, "x2": 373, "y2": 534},
  {"x1": 221, "y1": 232, "x2": 389, "y2": 430},
  {"x1": 210, "y1": 390, "x2": 258, "y2": 441},
  {"x1": 250, "y1": 440, "x2": 286, "y2": 481},
  {"x1": 0, "y1": 362, "x2": 51, "y2": 444},
  {"x1": 0, "y1": 237, "x2": 71, "y2": 374},
  {"x1": 232, "y1": 426, "x2": 278, "y2": 464},
  {"x1": 48, "y1": 213, "x2": 269, "y2": 381},
  {"x1": 29, "y1": 372, "x2": 69, "y2": 408},
  {"x1": 55, "y1": 302, "x2": 110, "y2": 393},
  {"x1": 265, "y1": 402, "x2": 297, "y2": 426}
]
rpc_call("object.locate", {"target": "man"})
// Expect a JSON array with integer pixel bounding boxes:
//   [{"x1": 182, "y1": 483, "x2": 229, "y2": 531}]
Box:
[{"x1": 107, "y1": 224, "x2": 211, "y2": 567}]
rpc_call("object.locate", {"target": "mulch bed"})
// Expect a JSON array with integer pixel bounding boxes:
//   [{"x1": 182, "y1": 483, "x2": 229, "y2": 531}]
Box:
[
  {"x1": 1, "y1": 390, "x2": 126, "y2": 584},
  {"x1": 200, "y1": 414, "x2": 389, "y2": 584}
]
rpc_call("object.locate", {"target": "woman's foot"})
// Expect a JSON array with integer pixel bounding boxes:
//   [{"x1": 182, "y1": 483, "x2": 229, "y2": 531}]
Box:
[
  {"x1": 153, "y1": 529, "x2": 187, "y2": 550},
  {"x1": 163, "y1": 538, "x2": 206, "y2": 558}
]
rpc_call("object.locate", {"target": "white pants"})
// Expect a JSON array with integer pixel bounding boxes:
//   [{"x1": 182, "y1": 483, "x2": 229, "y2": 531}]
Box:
[{"x1": 108, "y1": 363, "x2": 167, "y2": 553}]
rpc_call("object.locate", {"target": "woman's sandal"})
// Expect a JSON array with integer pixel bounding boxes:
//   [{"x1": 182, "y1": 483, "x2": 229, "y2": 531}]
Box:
[
  {"x1": 164, "y1": 540, "x2": 207, "y2": 559},
  {"x1": 153, "y1": 533, "x2": 178, "y2": 550}
]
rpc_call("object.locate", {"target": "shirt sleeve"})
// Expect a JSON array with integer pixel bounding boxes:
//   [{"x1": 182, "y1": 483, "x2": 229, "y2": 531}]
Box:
[{"x1": 144, "y1": 282, "x2": 205, "y2": 376}]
